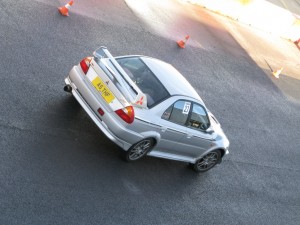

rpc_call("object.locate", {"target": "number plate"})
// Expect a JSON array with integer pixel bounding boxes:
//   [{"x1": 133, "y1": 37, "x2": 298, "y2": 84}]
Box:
[{"x1": 91, "y1": 77, "x2": 115, "y2": 103}]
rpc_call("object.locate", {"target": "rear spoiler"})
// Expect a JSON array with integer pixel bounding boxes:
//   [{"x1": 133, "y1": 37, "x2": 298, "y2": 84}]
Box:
[{"x1": 93, "y1": 46, "x2": 147, "y2": 108}]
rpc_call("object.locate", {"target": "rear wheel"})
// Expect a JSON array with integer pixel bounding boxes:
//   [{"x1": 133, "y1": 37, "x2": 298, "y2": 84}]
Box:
[
  {"x1": 192, "y1": 150, "x2": 221, "y2": 172},
  {"x1": 125, "y1": 138, "x2": 154, "y2": 161}
]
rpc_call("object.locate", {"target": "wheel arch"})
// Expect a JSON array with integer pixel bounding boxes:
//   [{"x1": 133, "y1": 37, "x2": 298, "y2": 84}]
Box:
[
  {"x1": 219, "y1": 148, "x2": 226, "y2": 158},
  {"x1": 139, "y1": 131, "x2": 161, "y2": 148}
]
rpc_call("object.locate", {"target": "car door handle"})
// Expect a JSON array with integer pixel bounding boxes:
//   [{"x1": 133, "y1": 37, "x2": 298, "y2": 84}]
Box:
[{"x1": 186, "y1": 133, "x2": 193, "y2": 138}]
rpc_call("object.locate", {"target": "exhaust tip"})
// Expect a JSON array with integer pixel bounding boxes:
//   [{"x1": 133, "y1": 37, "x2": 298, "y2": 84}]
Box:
[{"x1": 64, "y1": 85, "x2": 72, "y2": 93}]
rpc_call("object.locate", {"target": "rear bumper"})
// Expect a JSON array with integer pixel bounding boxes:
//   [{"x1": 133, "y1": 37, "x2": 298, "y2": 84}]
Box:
[
  {"x1": 64, "y1": 66, "x2": 142, "y2": 150},
  {"x1": 65, "y1": 77, "x2": 131, "y2": 149}
]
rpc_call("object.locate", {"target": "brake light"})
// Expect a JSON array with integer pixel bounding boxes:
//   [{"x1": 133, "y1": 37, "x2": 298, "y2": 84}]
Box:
[
  {"x1": 115, "y1": 106, "x2": 134, "y2": 124},
  {"x1": 79, "y1": 57, "x2": 92, "y2": 74}
]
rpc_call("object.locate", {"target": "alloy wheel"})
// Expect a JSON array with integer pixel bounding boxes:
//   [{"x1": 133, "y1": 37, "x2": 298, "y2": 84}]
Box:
[{"x1": 128, "y1": 139, "x2": 152, "y2": 161}]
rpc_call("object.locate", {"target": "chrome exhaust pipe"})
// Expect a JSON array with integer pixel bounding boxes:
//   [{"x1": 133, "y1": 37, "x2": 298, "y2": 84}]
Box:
[{"x1": 64, "y1": 84, "x2": 72, "y2": 93}]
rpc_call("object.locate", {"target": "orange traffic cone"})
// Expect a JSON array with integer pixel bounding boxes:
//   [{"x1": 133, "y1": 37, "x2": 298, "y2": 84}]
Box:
[
  {"x1": 177, "y1": 35, "x2": 190, "y2": 49},
  {"x1": 58, "y1": 0, "x2": 74, "y2": 16},
  {"x1": 295, "y1": 39, "x2": 300, "y2": 47},
  {"x1": 272, "y1": 67, "x2": 283, "y2": 79}
]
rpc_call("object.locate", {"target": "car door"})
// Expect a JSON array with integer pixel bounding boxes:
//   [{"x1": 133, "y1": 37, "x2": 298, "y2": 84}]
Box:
[
  {"x1": 154, "y1": 100, "x2": 190, "y2": 156},
  {"x1": 180, "y1": 103, "x2": 214, "y2": 158}
]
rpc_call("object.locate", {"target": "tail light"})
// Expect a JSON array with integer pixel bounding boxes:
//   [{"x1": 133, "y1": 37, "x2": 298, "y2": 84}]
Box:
[
  {"x1": 115, "y1": 106, "x2": 134, "y2": 124},
  {"x1": 80, "y1": 57, "x2": 92, "y2": 74}
]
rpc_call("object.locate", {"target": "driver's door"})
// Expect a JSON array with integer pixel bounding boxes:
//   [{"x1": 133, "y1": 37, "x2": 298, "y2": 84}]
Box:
[
  {"x1": 180, "y1": 103, "x2": 213, "y2": 158},
  {"x1": 155, "y1": 100, "x2": 190, "y2": 156}
]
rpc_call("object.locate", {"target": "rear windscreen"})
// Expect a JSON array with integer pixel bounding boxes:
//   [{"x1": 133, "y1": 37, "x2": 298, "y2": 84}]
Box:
[{"x1": 116, "y1": 57, "x2": 170, "y2": 107}]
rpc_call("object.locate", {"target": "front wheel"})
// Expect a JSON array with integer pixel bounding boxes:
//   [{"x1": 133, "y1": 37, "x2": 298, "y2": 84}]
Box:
[
  {"x1": 124, "y1": 138, "x2": 155, "y2": 162},
  {"x1": 192, "y1": 150, "x2": 221, "y2": 172}
]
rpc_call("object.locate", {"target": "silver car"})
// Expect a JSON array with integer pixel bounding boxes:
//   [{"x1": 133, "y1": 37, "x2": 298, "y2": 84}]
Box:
[{"x1": 64, "y1": 47, "x2": 229, "y2": 172}]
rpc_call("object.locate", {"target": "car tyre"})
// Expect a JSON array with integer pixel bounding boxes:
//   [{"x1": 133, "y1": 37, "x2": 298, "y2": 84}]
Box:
[
  {"x1": 192, "y1": 150, "x2": 221, "y2": 172},
  {"x1": 124, "y1": 138, "x2": 155, "y2": 162}
]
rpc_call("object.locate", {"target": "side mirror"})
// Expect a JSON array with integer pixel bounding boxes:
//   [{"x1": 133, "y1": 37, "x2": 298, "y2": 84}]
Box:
[{"x1": 205, "y1": 127, "x2": 214, "y2": 135}]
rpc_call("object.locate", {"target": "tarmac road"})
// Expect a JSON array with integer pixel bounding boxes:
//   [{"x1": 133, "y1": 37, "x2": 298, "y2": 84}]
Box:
[{"x1": 0, "y1": 0, "x2": 299, "y2": 224}]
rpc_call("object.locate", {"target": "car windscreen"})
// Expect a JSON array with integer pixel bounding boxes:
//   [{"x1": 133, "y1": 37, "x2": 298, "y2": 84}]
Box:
[{"x1": 116, "y1": 57, "x2": 170, "y2": 107}]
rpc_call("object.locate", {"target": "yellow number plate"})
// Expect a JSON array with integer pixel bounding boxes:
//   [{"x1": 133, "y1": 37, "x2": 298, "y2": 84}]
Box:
[{"x1": 91, "y1": 77, "x2": 115, "y2": 103}]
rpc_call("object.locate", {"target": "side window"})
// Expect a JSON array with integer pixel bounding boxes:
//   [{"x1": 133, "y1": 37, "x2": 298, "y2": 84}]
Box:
[
  {"x1": 162, "y1": 100, "x2": 191, "y2": 126},
  {"x1": 188, "y1": 104, "x2": 210, "y2": 130}
]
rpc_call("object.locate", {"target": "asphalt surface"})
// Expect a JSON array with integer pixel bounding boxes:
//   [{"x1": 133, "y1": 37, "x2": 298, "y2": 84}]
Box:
[{"x1": 0, "y1": 0, "x2": 300, "y2": 224}]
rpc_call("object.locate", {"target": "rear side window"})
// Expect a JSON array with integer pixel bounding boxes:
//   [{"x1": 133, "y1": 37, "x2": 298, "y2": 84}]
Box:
[
  {"x1": 116, "y1": 57, "x2": 170, "y2": 107},
  {"x1": 162, "y1": 100, "x2": 191, "y2": 125}
]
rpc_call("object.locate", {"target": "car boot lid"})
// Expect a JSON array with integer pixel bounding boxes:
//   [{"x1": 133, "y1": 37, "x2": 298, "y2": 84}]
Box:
[{"x1": 93, "y1": 46, "x2": 148, "y2": 109}]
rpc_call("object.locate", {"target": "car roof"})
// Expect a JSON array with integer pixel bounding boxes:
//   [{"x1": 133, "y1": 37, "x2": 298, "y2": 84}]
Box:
[{"x1": 140, "y1": 56, "x2": 203, "y2": 102}]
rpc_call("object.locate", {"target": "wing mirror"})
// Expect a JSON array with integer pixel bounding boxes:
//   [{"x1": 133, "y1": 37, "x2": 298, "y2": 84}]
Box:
[{"x1": 205, "y1": 127, "x2": 214, "y2": 135}]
